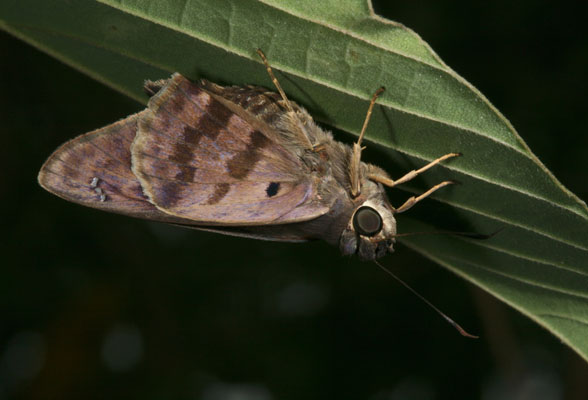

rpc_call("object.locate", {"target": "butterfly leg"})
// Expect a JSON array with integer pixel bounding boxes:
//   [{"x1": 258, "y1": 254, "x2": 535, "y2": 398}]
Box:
[
  {"x1": 369, "y1": 152, "x2": 460, "y2": 188},
  {"x1": 143, "y1": 79, "x2": 169, "y2": 97},
  {"x1": 256, "y1": 49, "x2": 314, "y2": 150},
  {"x1": 350, "y1": 87, "x2": 386, "y2": 197},
  {"x1": 394, "y1": 180, "x2": 455, "y2": 214}
]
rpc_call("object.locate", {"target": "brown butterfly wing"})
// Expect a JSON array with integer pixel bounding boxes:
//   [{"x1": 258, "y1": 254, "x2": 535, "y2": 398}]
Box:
[
  {"x1": 131, "y1": 74, "x2": 330, "y2": 225},
  {"x1": 37, "y1": 112, "x2": 193, "y2": 224}
]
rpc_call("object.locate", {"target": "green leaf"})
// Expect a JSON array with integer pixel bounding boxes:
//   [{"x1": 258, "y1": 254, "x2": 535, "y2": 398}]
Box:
[{"x1": 2, "y1": 0, "x2": 588, "y2": 360}]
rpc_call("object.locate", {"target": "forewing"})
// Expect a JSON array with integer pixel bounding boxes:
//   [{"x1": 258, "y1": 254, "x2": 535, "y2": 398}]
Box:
[
  {"x1": 131, "y1": 74, "x2": 330, "y2": 225},
  {"x1": 38, "y1": 112, "x2": 191, "y2": 224}
]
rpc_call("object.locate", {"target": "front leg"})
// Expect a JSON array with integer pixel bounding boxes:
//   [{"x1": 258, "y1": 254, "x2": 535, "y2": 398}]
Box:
[
  {"x1": 394, "y1": 180, "x2": 456, "y2": 214},
  {"x1": 369, "y1": 152, "x2": 460, "y2": 188}
]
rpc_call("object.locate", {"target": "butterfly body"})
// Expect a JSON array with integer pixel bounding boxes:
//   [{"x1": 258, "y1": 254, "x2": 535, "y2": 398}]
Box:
[{"x1": 39, "y1": 68, "x2": 456, "y2": 261}]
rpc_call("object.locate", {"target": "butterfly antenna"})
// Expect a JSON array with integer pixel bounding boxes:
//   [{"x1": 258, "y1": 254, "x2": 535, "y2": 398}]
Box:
[{"x1": 374, "y1": 260, "x2": 478, "y2": 339}]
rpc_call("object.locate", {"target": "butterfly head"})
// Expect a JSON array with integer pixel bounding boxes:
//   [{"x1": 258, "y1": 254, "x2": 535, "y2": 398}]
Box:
[{"x1": 339, "y1": 188, "x2": 397, "y2": 261}]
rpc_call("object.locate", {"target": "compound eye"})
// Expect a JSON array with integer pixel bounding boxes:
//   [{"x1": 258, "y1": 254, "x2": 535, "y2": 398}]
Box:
[{"x1": 353, "y1": 206, "x2": 383, "y2": 236}]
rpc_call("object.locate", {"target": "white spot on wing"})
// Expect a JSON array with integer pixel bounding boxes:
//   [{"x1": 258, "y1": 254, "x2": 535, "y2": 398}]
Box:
[{"x1": 90, "y1": 177, "x2": 107, "y2": 202}]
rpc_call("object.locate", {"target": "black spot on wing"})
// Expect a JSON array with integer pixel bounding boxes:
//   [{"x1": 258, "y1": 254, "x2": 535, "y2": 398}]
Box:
[{"x1": 266, "y1": 182, "x2": 280, "y2": 197}]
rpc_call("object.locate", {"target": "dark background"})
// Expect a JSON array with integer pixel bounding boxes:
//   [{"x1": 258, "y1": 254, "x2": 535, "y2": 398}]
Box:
[{"x1": 1, "y1": 1, "x2": 587, "y2": 399}]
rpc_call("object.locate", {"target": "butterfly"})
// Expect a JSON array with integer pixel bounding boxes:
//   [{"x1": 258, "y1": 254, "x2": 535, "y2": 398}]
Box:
[{"x1": 38, "y1": 50, "x2": 459, "y2": 261}]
